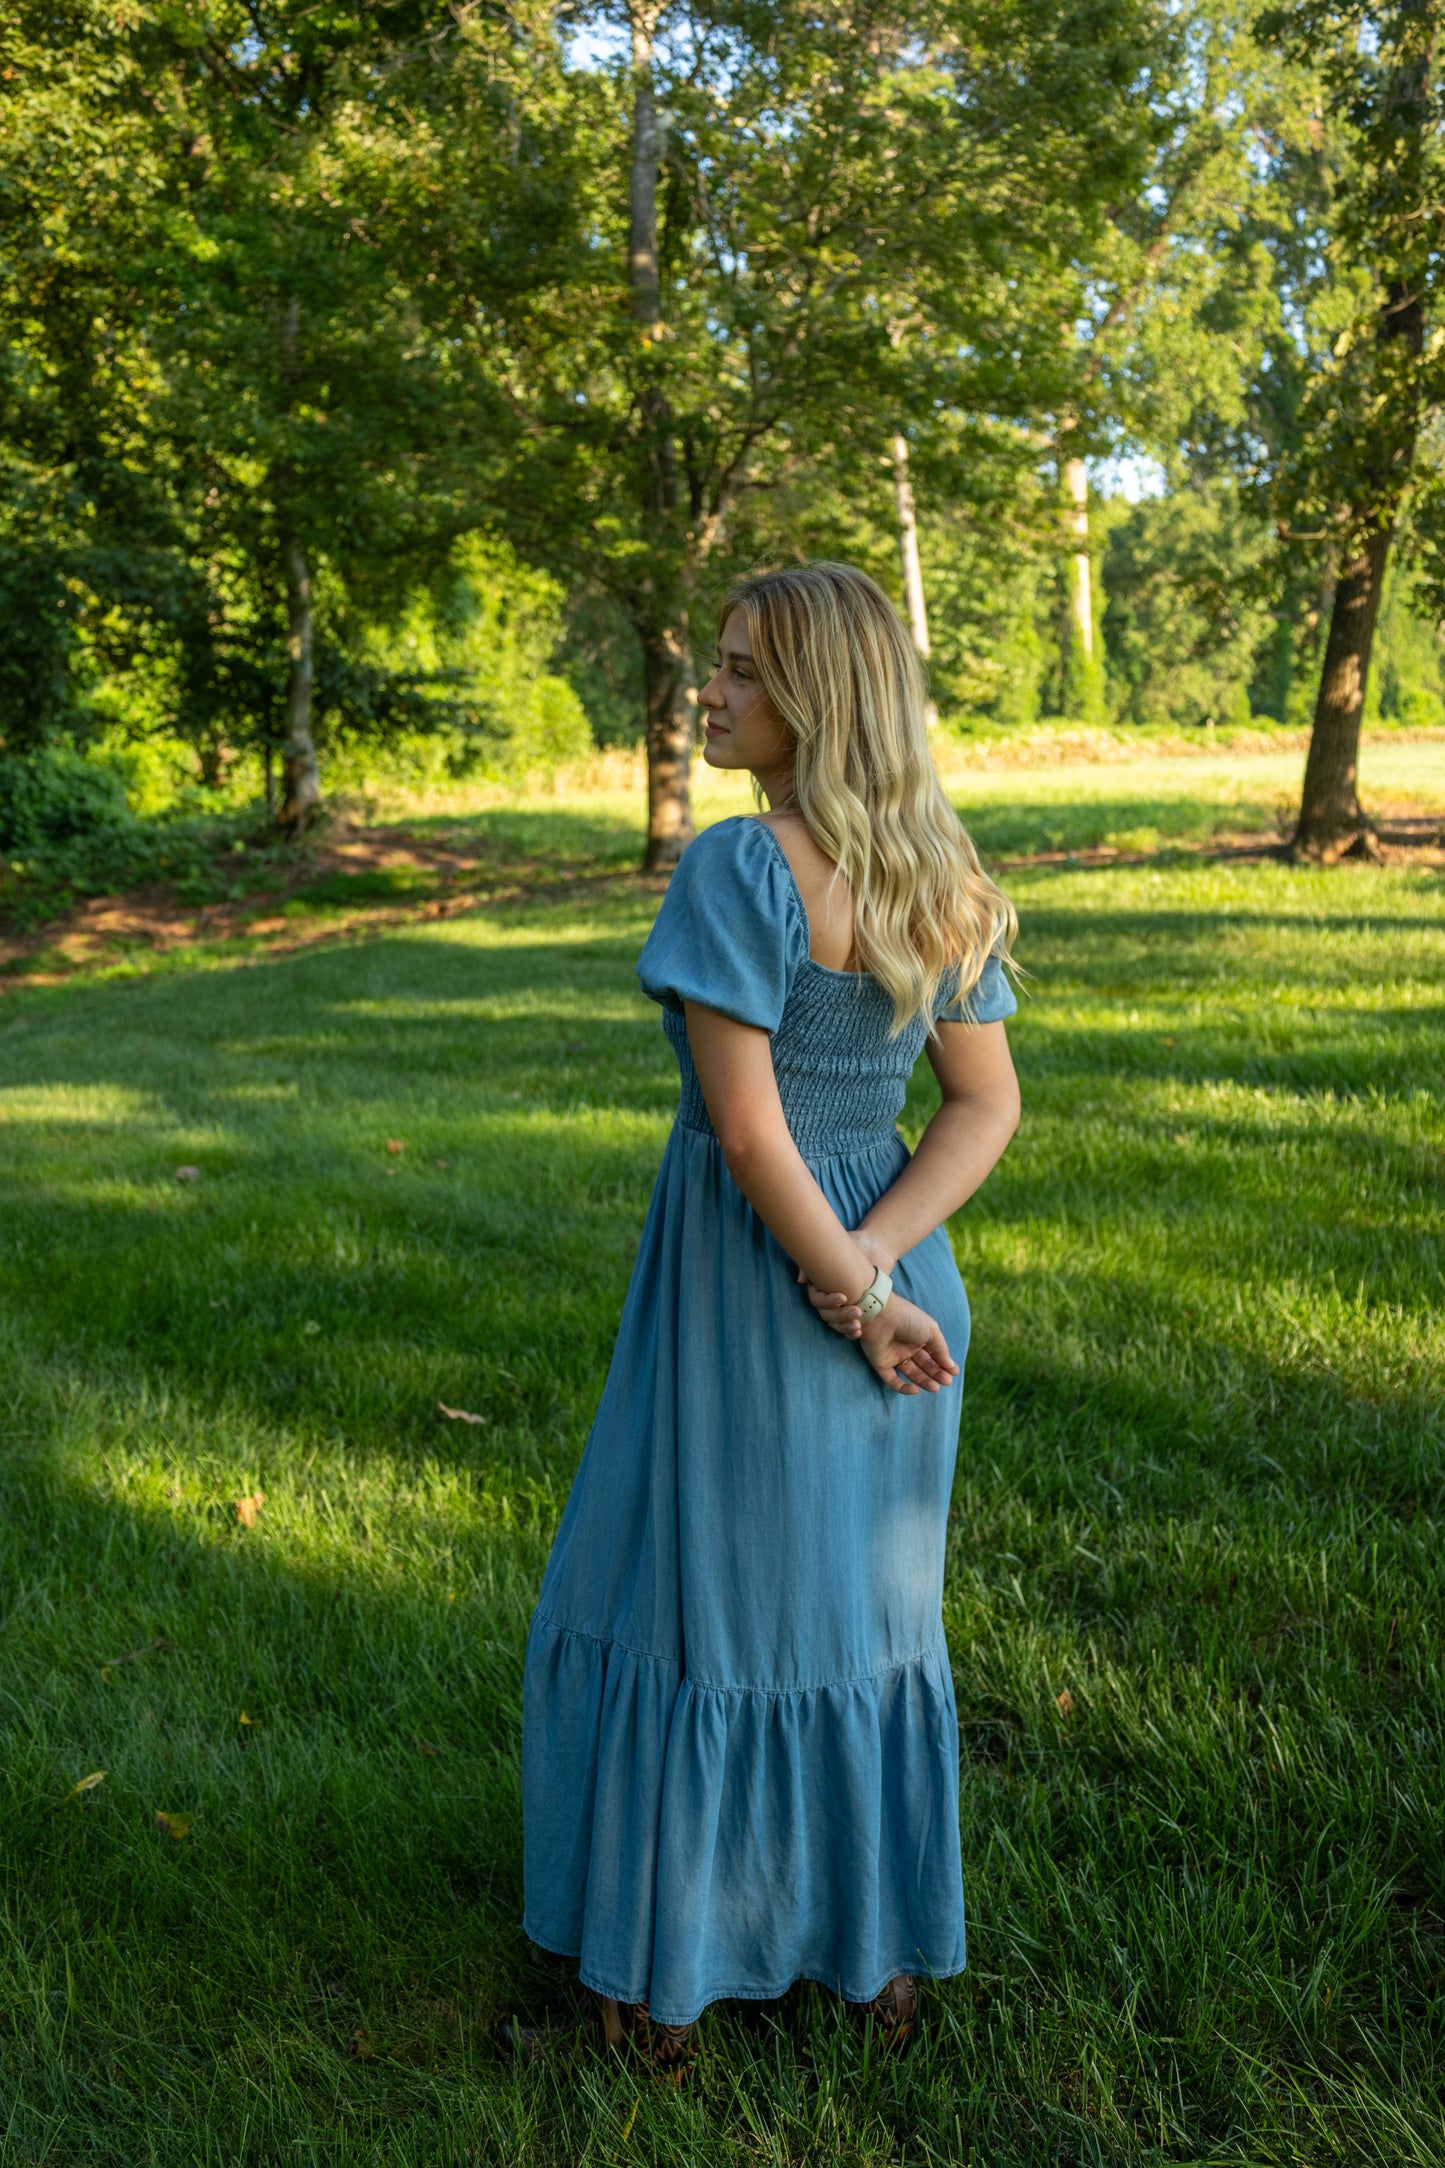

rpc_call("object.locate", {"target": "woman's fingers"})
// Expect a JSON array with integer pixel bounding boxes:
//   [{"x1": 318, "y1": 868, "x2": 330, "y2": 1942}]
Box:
[
  {"x1": 870, "y1": 1326, "x2": 959, "y2": 1393},
  {"x1": 808, "y1": 1281, "x2": 960, "y2": 1388},
  {"x1": 802, "y1": 1279, "x2": 863, "y2": 1339}
]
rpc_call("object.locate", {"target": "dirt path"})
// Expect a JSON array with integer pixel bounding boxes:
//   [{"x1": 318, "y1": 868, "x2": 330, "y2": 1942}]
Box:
[
  {"x1": 2, "y1": 805, "x2": 1439, "y2": 997},
  {"x1": 0, "y1": 819, "x2": 664, "y2": 993}
]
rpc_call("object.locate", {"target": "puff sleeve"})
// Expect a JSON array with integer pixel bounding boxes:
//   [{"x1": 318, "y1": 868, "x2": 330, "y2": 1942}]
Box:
[
  {"x1": 637, "y1": 818, "x2": 808, "y2": 1032},
  {"x1": 934, "y1": 947, "x2": 1018, "y2": 1027}
]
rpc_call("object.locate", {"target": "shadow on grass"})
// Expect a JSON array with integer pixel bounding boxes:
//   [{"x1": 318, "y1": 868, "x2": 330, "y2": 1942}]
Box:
[{"x1": 953, "y1": 792, "x2": 1286, "y2": 860}]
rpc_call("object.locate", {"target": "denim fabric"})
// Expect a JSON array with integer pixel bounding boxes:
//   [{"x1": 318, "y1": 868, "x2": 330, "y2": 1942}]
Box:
[{"x1": 521, "y1": 817, "x2": 1017, "y2": 2025}]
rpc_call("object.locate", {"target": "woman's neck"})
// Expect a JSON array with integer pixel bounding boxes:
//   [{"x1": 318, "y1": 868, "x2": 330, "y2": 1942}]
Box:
[{"x1": 753, "y1": 762, "x2": 797, "y2": 813}]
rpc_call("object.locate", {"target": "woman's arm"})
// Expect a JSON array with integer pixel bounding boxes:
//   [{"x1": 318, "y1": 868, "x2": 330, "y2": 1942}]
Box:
[
  {"x1": 683, "y1": 1000, "x2": 958, "y2": 1392},
  {"x1": 858, "y1": 1018, "x2": 1021, "y2": 1270},
  {"x1": 803, "y1": 1019, "x2": 1019, "y2": 1336}
]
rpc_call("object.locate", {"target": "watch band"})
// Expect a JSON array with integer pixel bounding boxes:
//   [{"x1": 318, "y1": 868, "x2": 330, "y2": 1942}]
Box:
[{"x1": 857, "y1": 1264, "x2": 893, "y2": 1322}]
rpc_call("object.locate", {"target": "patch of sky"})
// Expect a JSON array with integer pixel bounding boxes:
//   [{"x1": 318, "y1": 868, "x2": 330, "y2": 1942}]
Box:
[
  {"x1": 561, "y1": 15, "x2": 630, "y2": 72},
  {"x1": 1094, "y1": 455, "x2": 1167, "y2": 503}
]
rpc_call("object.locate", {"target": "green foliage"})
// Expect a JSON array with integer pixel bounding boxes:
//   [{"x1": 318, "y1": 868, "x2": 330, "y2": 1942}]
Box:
[
  {"x1": 2, "y1": 0, "x2": 1442, "y2": 833},
  {"x1": 0, "y1": 743, "x2": 133, "y2": 853},
  {"x1": 0, "y1": 0, "x2": 585, "y2": 796},
  {"x1": 0, "y1": 533, "x2": 83, "y2": 751},
  {"x1": 1103, "y1": 481, "x2": 1276, "y2": 728},
  {"x1": 0, "y1": 743, "x2": 264, "y2": 929},
  {"x1": 1367, "y1": 570, "x2": 1445, "y2": 728},
  {"x1": 481, "y1": 0, "x2": 1172, "y2": 678},
  {"x1": 1257, "y1": 0, "x2": 1445, "y2": 584},
  {"x1": 0, "y1": 1, "x2": 178, "y2": 752}
]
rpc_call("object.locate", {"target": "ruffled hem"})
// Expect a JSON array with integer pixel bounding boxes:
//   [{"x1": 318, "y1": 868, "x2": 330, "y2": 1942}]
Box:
[
  {"x1": 521, "y1": 1612, "x2": 967, "y2": 2027},
  {"x1": 524, "y1": 1925, "x2": 965, "y2": 2022}
]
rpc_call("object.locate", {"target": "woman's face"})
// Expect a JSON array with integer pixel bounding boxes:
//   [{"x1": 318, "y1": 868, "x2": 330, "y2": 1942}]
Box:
[{"x1": 698, "y1": 611, "x2": 794, "y2": 791}]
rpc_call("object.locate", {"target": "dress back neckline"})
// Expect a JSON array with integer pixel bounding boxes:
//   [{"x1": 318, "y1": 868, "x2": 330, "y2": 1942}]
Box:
[{"x1": 747, "y1": 818, "x2": 872, "y2": 984}]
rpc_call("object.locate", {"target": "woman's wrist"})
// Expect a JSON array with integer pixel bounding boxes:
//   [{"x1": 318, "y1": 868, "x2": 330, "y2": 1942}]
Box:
[
  {"x1": 853, "y1": 1224, "x2": 898, "y2": 1275},
  {"x1": 845, "y1": 1242, "x2": 883, "y2": 1305}
]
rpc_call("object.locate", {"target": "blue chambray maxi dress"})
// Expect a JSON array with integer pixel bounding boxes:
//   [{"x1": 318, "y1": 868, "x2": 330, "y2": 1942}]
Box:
[{"x1": 520, "y1": 816, "x2": 1017, "y2": 2027}]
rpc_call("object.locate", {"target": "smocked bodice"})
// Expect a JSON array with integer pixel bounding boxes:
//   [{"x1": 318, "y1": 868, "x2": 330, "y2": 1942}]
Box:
[
  {"x1": 636, "y1": 816, "x2": 1016, "y2": 1161},
  {"x1": 663, "y1": 970, "x2": 928, "y2": 1158}
]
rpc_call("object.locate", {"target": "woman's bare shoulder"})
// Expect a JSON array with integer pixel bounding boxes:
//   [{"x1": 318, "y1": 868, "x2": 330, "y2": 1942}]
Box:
[
  {"x1": 753, "y1": 810, "x2": 831, "y2": 876},
  {"x1": 751, "y1": 813, "x2": 856, "y2": 968}
]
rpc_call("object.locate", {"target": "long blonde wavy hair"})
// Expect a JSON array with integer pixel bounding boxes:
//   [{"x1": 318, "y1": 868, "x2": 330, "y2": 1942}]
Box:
[{"x1": 721, "y1": 562, "x2": 1016, "y2": 1034}]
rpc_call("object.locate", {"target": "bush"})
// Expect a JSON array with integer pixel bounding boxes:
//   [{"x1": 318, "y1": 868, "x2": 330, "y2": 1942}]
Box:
[
  {"x1": 0, "y1": 744, "x2": 135, "y2": 853},
  {"x1": 321, "y1": 534, "x2": 597, "y2": 788},
  {"x1": 0, "y1": 743, "x2": 259, "y2": 931}
]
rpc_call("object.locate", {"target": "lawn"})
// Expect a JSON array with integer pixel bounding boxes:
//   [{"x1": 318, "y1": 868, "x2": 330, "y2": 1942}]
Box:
[{"x1": 1, "y1": 746, "x2": 1442, "y2": 2165}]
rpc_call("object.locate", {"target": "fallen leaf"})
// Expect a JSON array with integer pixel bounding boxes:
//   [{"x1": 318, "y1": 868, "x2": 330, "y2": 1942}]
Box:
[
  {"x1": 351, "y1": 2026, "x2": 375, "y2": 2061},
  {"x1": 385, "y1": 1138, "x2": 405, "y2": 1155},
  {"x1": 433, "y1": 1158, "x2": 450, "y2": 1169},
  {"x1": 62, "y1": 1771, "x2": 107, "y2": 1803},
  {"x1": 101, "y1": 1633, "x2": 177, "y2": 1673},
  {"x1": 235, "y1": 1490, "x2": 266, "y2": 1528},
  {"x1": 437, "y1": 1402, "x2": 486, "y2": 1426},
  {"x1": 174, "y1": 1165, "x2": 201, "y2": 1181},
  {"x1": 239, "y1": 1709, "x2": 261, "y2": 1727},
  {"x1": 302, "y1": 1319, "x2": 321, "y2": 1336},
  {"x1": 417, "y1": 1739, "x2": 441, "y2": 1757},
  {"x1": 1056, "y1": 1689, "x2": 1075, "y2": 1715},
  {"x1": 155, "y1": 1810, "x2": 195, "y2": 1839}
]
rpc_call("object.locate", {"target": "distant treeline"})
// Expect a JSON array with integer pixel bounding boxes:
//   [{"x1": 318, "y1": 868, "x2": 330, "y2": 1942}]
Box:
[{"x1": 4, "y1": 0, "x2": 1445, "y2": 862}]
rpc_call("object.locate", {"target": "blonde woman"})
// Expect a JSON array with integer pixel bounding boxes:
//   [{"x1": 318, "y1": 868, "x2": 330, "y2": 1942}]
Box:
[{"x1": 511, "y1": 563, "x2": 1020, "y2": 2070}]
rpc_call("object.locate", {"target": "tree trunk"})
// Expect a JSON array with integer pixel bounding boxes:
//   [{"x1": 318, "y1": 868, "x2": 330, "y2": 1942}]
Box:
[
  {"x1": 627, "y1": 3, "x2": 692, "y2": 868},
  {"x1": 1293, "y1": 527, "x2": 1390, "y2": 860},
  {"x1": 629, "y1": 6, "x2": 663, "y2": 333},
  {"x1": 278, "y1": 538, "x2": 321, "y2": 833},
  {"x1": 275, "y1": 293, "x2": 321, "y2": 834},
  {"x1": 641, "y1": 624, "x2": 693, "y2": 871},
  {"x1": 1291, "y1": 0, "x2": 1429, "y2": 860},
  {"x1": 1293, "y1": 275, "x2": 1423, "y2": 858},
  {"x1": 1063, "y1": 456, "x2": 1094, "y2": 664},
  {"x1": 891, "y1": 434, "x2": 937, "y2": 728}
]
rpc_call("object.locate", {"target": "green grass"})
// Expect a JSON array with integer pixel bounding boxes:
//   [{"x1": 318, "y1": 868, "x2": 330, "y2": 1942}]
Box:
[{"x1": 1, "y1": 752, "x2": 1443, "y2": 2164}]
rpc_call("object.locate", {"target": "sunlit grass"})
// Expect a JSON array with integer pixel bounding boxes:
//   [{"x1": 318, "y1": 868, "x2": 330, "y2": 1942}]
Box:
[{"x1": 0, "y1": 762, "x2": 1442, "y2": 2164}]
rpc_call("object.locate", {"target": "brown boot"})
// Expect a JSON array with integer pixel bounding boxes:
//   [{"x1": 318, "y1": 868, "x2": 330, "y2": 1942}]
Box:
[
  {"x1": 600, "y1": 1996, "x2": 695, "y2": 2079},
  {"x1": 847, "y1": 1972, "x2": 918, "y2": 2052}
]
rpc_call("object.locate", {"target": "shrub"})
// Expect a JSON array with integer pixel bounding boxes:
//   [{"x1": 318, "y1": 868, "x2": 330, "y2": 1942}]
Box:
[{"x1": 0, "y1": 744, "x2": 137, "y2": 853}]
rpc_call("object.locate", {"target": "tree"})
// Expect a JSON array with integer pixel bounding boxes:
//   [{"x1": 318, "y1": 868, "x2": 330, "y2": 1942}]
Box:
[
  {"x1": 1261, "y1": 0, "x2": 1445, "y2": 859},
  {"x1": 468, "y1": 0, "x2": 1166, "y2": 867},
  {"x1": 137, "y1": 0, "x2": 548, "y2": 830},
  {"x1": 1044, "y1": 0, "x2": 1281, "y2": 723},
  {"x1": 1, "y1": 2, "x2": 580, "y2": 827},
  {"x1": 0, "y1": 1, "x2": 179, "y2": 754}
]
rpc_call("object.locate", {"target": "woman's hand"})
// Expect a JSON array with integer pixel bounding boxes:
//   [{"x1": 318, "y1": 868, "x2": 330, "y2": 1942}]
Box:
[
  {"x1": 799, "y1": 1236, "x2": 957, "y2": 1392},
  {"x1": 858, "y1": 1295, "x2": 958, "y2": 1395}
]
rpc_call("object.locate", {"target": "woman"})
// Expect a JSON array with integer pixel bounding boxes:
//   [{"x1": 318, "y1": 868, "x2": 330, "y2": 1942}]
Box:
[{"x1": 513, "y1": 563, "x2": 1020, "y2": 2070}]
